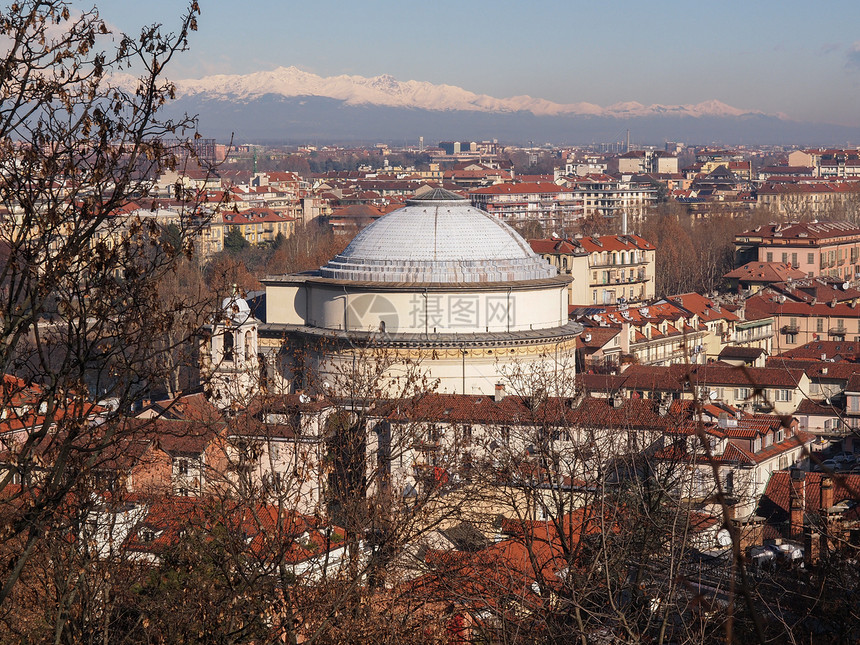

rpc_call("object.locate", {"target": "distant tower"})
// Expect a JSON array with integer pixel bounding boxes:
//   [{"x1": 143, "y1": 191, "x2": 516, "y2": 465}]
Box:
[
  {"x1": 419, "y1": 136, "x2": 424, "y2": 153},
  {"x1": 202, "y1": 288, "x2": 261, "y2": 410}
]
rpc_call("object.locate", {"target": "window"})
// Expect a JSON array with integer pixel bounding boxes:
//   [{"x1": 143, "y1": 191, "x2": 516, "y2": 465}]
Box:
[
  {"x1": 776, "y1": 428, "x2": 784, "y2": 443},
  {"x1": 245, "y1": 330, "x2": 253, "y2": 361},
  {"x1": 462, "y1": 425, "x2": 473, "y2": 445},
  {"x1": 223, "y1": 330, "x2": 234, "y2": 361},
  {"x1": 838, "y1": 319, "x2": 845, "y2": 331},
  {"x1": 177, "y1": 459, "x2": 188, "y2": 475},
  {"x1": 766, "y1": 252, "x2": 773, "y2": 262},
  {"x1": 735, "y1": 387, "x2": 750, "y2": 400},
  {"x1": 753, "y1": 436, "x2": 761, "y2": 452},
  {"x1": 817, "y1": 318, "x2": 824, "y2": 333},
  {"x1": 786, "y1": 333, "x2": 797, "y2": 344},
  {"x1": 791, "y1": 252, "x2": 798, "y2": 267},
  {"x1": 775, "y1": 389, "x2": 792, "y2": 402},
  {"x1": 781, "y1": 252, "x2": 788, "y2": 264},
  {"x1": 808, "y1": 252, "x2": 815, "y2": 265}
]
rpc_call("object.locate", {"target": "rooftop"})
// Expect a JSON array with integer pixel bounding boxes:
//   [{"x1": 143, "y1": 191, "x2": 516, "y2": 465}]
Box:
[{"x1": 318, "y1": 189, "x2": 556, "y2": 284}]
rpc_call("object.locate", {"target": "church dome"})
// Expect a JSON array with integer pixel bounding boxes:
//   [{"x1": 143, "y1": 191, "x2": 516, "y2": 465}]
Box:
[
  {"x1": 221, "y1": 291, "x2": 253, "y2": 325},
  {"x1": 319, "y1": 188, "x2": 556, "y2": 284}
]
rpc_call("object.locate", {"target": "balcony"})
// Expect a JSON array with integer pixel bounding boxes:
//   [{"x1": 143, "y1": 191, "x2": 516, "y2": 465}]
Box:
[
  {"x1": 828, "y1": 327, "x2": 847, "y2": 337},
  {"x1": 780, "y1": 324, "x2": 799, "y2": 335},
  {"x1": 589, "y1": 258, "x2": 648, "y2": 269},
  {"x1": 412, "y1": 439, "x2": 441, "y2": 451}
]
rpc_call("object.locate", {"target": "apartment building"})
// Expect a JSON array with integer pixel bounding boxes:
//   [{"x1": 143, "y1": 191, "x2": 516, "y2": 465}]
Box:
[
  {"x1": 217, "y1": 207, "x2": 296, "y2": 246},
  {"x1": 608, "y1": 150, "x2": 678, "y2": 175},
  {"x1": 787, "y1": 149, "x2": 860, "y2": 178},
  {"x1": 529, "y1": 234, "x2": 656, "y2": 306},
  {"x1": 755, "y1": 181, "x2": 860, "y2": 219},
  {"x1": 579, "y1": 300, "x2": 709, "y2": 368},
  {"x1": 569, "y1": 174, "x2": 658, "y2": 225},
  {"x1": 469, "y1": 182, "x2": 582, "y2": 229},
  {"x1": 668, "y1": 292, "x2": 771, "y2": 359},
  {"x1": 734, "y1": 220, "x2": 860, "y2": 280},
  {"x1": 745, "y1": 289, "x2": 860, "y2": 350}
]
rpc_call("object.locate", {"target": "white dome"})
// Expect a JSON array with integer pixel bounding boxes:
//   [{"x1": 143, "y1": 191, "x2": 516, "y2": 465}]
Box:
[
  {"x1": 221, "y1": 292, "x2": 252, "y2": 325},
  {"x1": 319, "y1": 189, "x2": 556, "y2": 284}
]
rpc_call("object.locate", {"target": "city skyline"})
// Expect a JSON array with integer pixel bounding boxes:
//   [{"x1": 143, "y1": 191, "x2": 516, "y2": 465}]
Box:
[{"x1": 95, "y1": 0, "x2": 860, "y2": 128}]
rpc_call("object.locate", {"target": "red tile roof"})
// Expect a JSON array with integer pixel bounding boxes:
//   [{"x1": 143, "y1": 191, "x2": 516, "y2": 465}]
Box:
[{"x1": 723, "y1": 261, "x2": 807, "y2": 283}]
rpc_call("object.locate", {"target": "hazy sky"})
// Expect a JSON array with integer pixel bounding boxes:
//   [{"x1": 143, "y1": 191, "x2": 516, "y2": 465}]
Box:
[{"x1": 94, "y1": 1, "x2": 860, "y2": 126}]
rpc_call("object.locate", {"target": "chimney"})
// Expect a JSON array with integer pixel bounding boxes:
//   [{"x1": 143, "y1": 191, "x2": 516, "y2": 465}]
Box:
[
  {"x1": 494, "y1": 383, "x2": 505, "y2": 402},
  {"x1": 821, "y1": 474, "x2": 838, "y2": 512},
  {"x1": 790, "y1": 469, "x2": 806, "y2": 539},
  {"x1": 612, "y1": 392, "x2": 624, "y2": 408},
  {"x1": 732, "y1": 515, "x2": 763, "y2": 551},
  {"x1": 724, "y1": 496, "x2": 738, "y2": 522},
  {"x1": 804, "y1": 526, "x2": 822, "y2": 567}
]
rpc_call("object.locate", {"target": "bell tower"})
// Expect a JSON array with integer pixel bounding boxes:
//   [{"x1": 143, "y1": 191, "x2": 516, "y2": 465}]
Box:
[{"x1": 203, "y1": 287, "x2": 260, "y2": 409}]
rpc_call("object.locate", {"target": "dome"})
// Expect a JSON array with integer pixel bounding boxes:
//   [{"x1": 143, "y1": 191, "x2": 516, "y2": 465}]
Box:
[
  {"x1": 221, "y1": 291, "x2": 253, "y2": 325},
  {"x1": 319, "y1": 189, "x2": 556, "y2": 284}
]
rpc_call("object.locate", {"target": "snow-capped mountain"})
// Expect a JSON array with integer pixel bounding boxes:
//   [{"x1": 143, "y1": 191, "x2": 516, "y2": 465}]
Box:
[{"x1": 171, "y1": 66, "x2": 771, "y2": 120}]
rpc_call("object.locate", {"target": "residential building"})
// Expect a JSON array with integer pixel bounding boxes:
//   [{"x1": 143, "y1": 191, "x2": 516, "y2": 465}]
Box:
[
  {"x1": 529, "y1": 234, "x2": 656, "y2": 306},
  {"x1": 579, "y1": 300, "x2": 710, "y2": 368},
  {"x1": 755, "y1": 182, "x2": 860, "y2": 219},
  {"x1": 469, "y1": 182, "x2": 582, "y2": 230},
  {"x1": 667, "y1": 292, "x2": 771, "y2": 359},
  {"x1": 217, "y1": 207, "x2": 296, "y2": 246},
  {"x1": 757, "y1": 471, "x2": 860, "y2": 564},
  {"x1": 657, "y1": 403, "x2": 812, "y2": 513},
  {"x1": 618, "y1": 363, "x2": 811, "y2": 416},
  {"x1": 569, "y1": 174, "x2": 658, "y2": 225},
  {"x1": 724, "y1": 261, "x2": 808, "y2": 294},
  {"x1": 608, "y1": 150, "x2": 678, "y2": 175},
  {"x1": 787, "y1": 148, "x2": 860, "y2": 178},
  {"x1": 734, "y1": 220, "x2": 860, "y2": 279},
  {"x1": 745, "y1": 289, "x2": 860, "y2": 349}
]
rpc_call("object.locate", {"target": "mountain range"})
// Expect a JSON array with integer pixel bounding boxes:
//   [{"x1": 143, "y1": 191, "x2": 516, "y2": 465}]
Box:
[{"x1": 151, "y1": 66, "x2": 860, "y2": 145}]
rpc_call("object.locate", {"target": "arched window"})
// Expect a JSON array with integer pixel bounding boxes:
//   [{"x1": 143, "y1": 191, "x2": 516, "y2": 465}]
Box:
[
  {"x1": 245, "y1": 330, "x2": 253, "y2": 361},
  {"x1": 223, "y1": 330, "x2": 234, "y2": 362}
]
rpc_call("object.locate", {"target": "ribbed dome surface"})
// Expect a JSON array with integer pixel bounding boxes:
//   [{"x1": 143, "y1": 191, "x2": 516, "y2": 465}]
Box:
[{"x1": 319, "y1": 190, "x2": 556, "y2": 284}]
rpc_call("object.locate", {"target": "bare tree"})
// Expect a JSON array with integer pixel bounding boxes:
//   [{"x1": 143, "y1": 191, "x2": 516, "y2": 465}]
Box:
[{"x1": 0, "y1": 0, "x2": 213, "y2": 609}]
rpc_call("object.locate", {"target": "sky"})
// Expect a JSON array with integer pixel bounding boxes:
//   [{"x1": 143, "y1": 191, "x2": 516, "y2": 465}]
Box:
[{"x1": 92, "y1": 0, "x2": 860, "y2": 127}]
